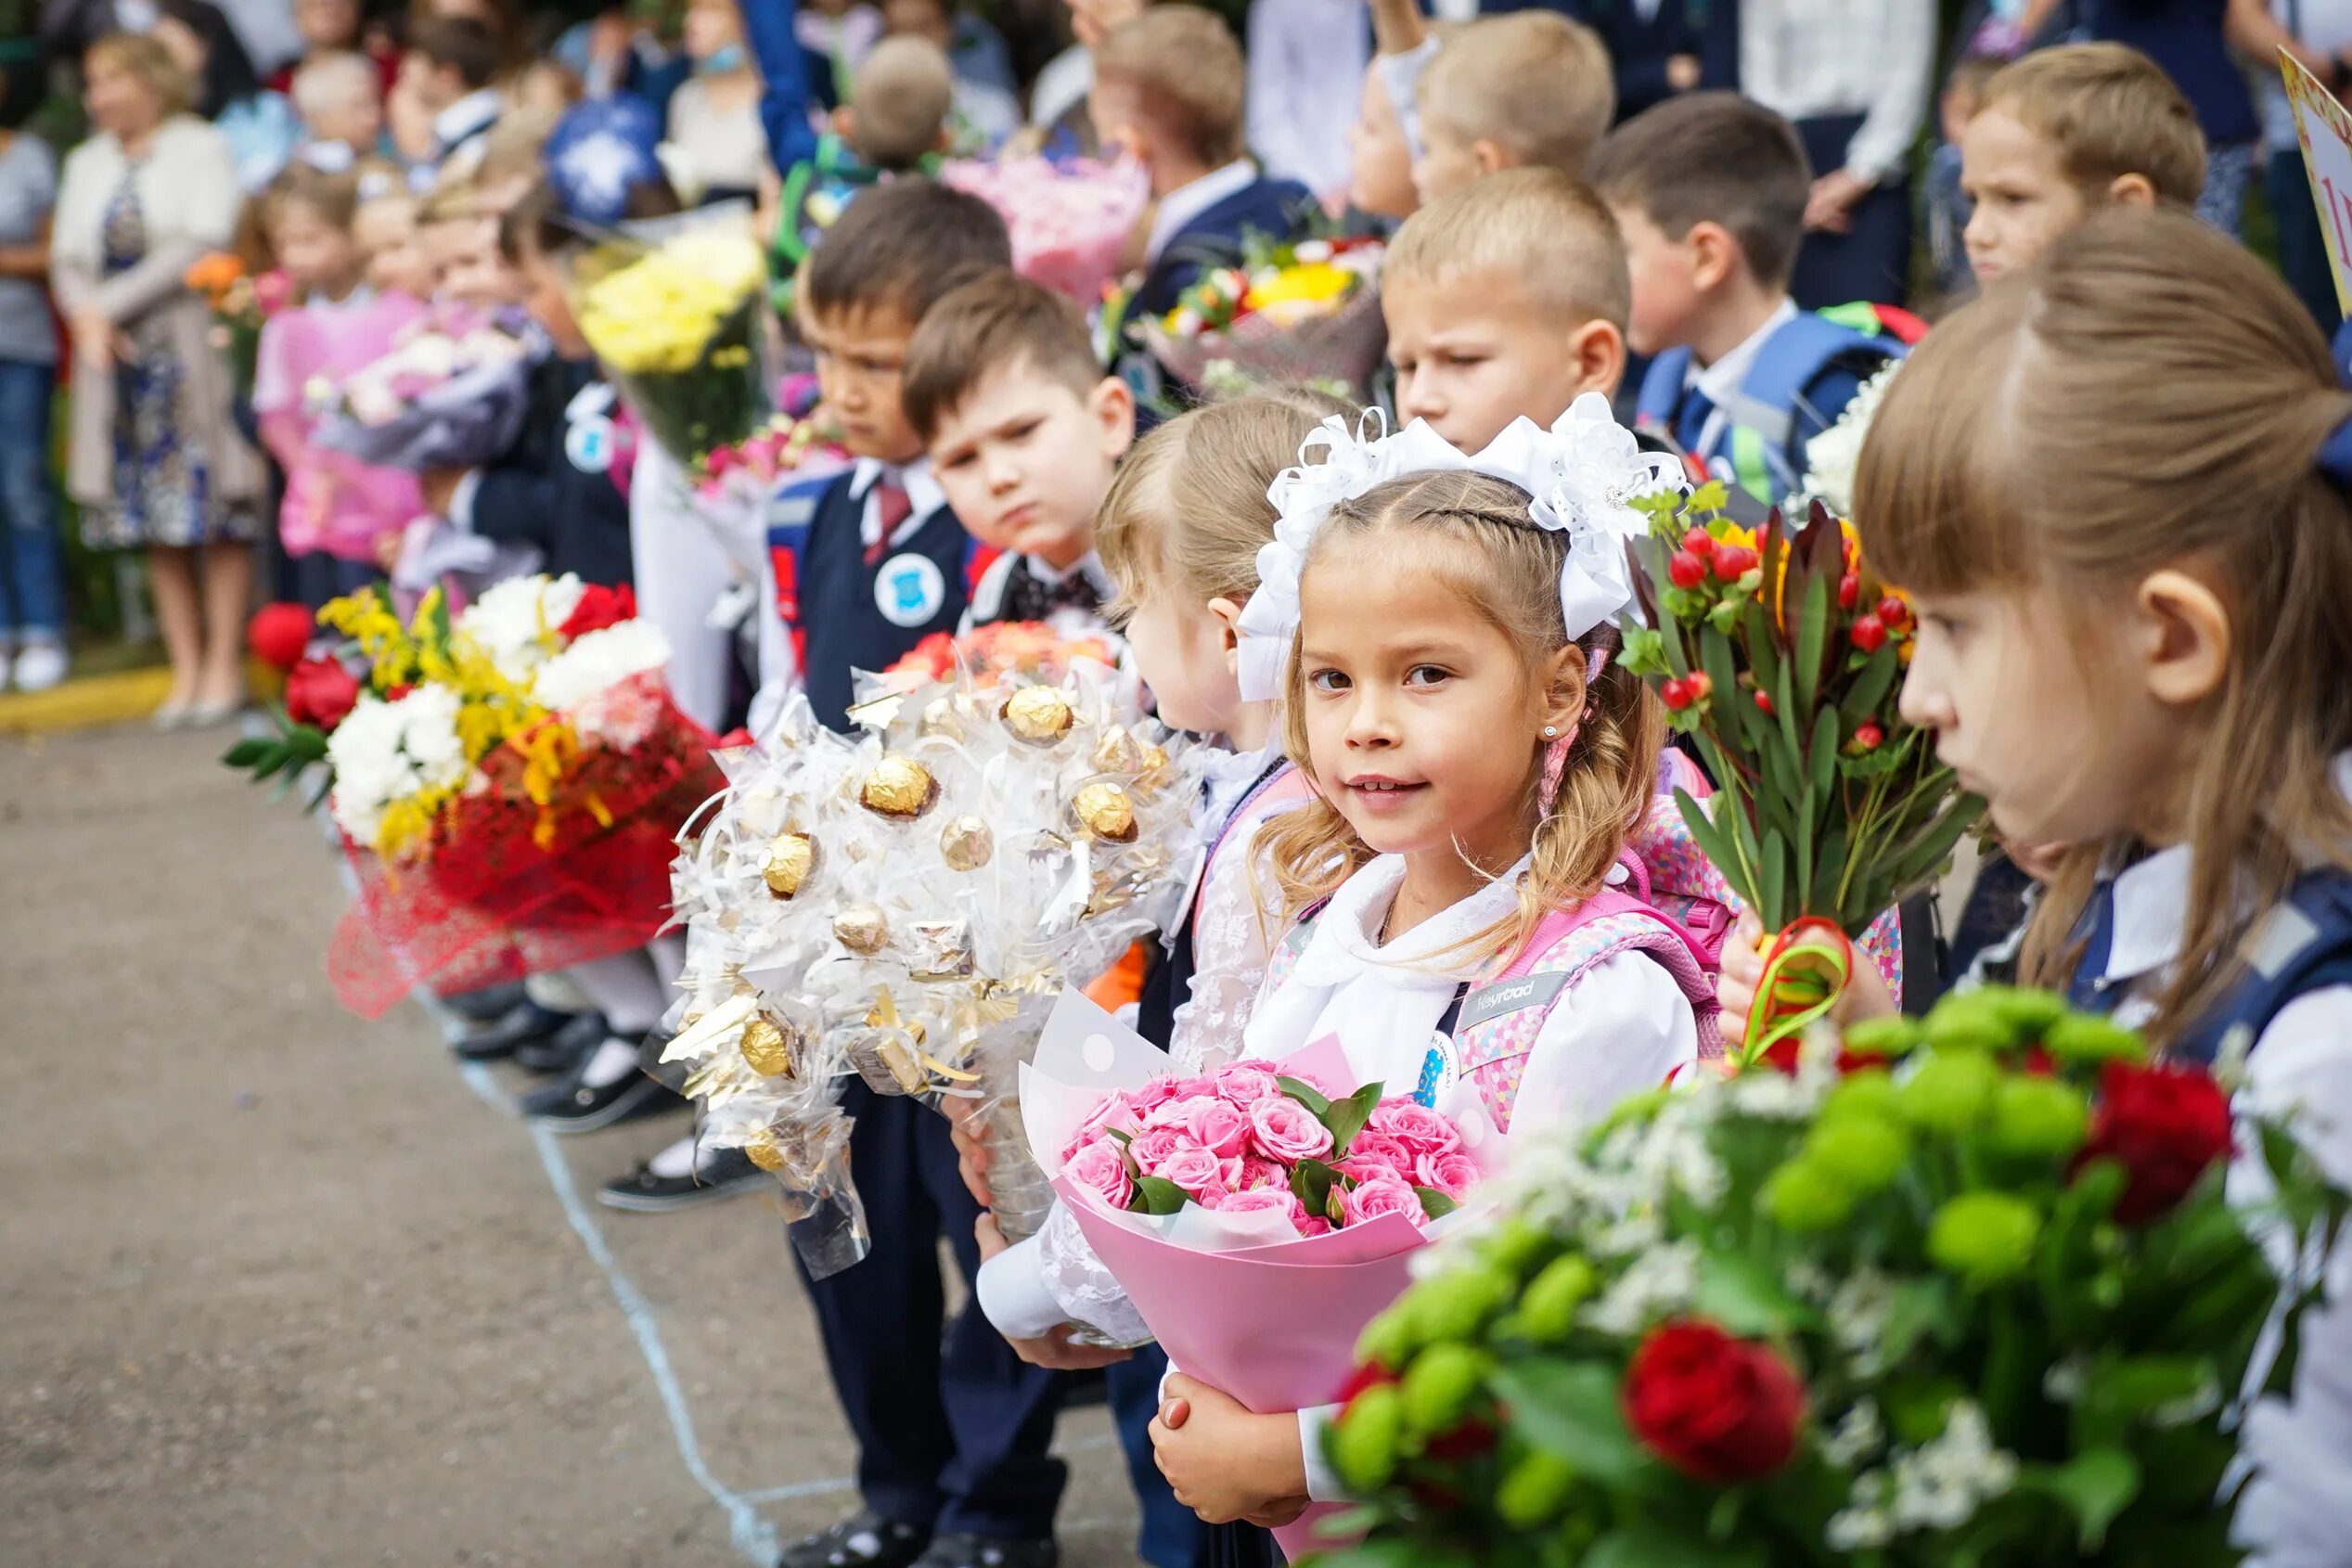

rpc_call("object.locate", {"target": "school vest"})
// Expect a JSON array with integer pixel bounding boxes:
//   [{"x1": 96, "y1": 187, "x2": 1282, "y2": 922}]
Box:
[
  {"x1": 2065, "y1": 868, "x2": 2352, "y2": 1068},
  {"x1": 1258, "y1": 851, "x2": 1724, "y2": 1134},
  {"x1": 1635, "y1": 307, "x2": 1912, "y2": 506},
  {"x1": 765, "y1": 473, "x2": 998, "y2": 732}
]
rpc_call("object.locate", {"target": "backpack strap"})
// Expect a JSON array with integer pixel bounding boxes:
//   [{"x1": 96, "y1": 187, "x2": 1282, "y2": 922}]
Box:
[
  {"x1": 2170, "y1": 869, "x2": 2352, "y2": 1068},
  {"x1": 1719, "y1": 312, "x2": 1907, "y2": 500},
  {"x1": 765, "y1": 473, "x2": 832, "y2": 674},
  {"x1": 1449, "y1": 891, "x2": 1724, "y2": 1131},
  {"x1": 1258, "y1": 893, "x2": 1330, "y2": 1000}
]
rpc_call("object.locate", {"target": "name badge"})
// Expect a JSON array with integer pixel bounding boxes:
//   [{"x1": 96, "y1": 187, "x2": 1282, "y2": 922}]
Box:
[
  {"x1": 875, "y1": 552, "x2": 947, "y2": 627},
  {"x1": 566, "y1": 415, "x2": 617, "y2": 474},
  {"x1": 1456, "y1": 970, "x2": 1571, "y2": 1034}
]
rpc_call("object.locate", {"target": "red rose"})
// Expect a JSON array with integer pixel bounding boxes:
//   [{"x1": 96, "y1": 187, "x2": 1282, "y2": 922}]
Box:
[
  {"x1": 2077, "y1": 1060, "x2": 2232, "y2": 1225},
  {"x1": 248, "y1": 602, "x2": 315, "y2": 672},
  {"x1": 559, "y1": 583, "x2": 637, "y2": 639},
  {"x1": 284, "y1": 656, "x2": 361, "y2": 732},
  {"x1": 1623, "y1": 1319, "x2": 1805, "y2": 1484}
]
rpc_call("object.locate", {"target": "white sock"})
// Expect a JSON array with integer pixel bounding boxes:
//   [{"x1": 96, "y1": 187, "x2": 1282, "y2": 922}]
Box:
[
  {"x1": 579, "y1": 1036, "x2": 642, "y2": 1089},
  {"x1": 646, "y1": 1133, "x2": 700, "y2": 1179}
]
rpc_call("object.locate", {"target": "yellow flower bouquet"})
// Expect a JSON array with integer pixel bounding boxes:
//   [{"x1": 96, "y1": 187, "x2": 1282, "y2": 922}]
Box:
[
  {"x1": 1137, "y1": 234, "x2": 1386, "y2": 393},
  {"x1": 572, "y1": 211, "x2": 776, "y2": 467}
]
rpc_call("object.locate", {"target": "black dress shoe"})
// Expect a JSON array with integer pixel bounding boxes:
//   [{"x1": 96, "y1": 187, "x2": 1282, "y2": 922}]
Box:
[
  {"x1": 451, "y1": 999, "x2": 574, "y2": 1062},
  {"x1": 521, "y1": 1065, "x2": 683, "y2": 1135},
  {"x1": 910, "y1": 1535, "x2": 1058, "y2": 1568},
  {"x1": 514, "y1": 1009, "x2": 608, "y2": 1074},
  {"x1": 596, "y1": 1147, "x2": 770, "y2": 1212},
  {"x1": 778, "y1": 1511, "x2": 931, "y2": 1568},
  {"x1": 441, "y1": 981, "x2": 526, "y2": 1022}
]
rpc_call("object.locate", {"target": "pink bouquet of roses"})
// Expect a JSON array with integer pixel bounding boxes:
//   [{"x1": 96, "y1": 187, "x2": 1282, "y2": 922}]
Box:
[
  {"x1": 940, "y1": 155, "x2": 1149, "y2": 302},
  {"x1": 1060, "y1": 1060, "x2": 1478, "y2": 1237}
]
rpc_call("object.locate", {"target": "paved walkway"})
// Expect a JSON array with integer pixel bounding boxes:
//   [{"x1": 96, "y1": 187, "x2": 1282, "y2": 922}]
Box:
[{"x1": 0, "y1": 724, "x2": 1140, "y2": 1568}]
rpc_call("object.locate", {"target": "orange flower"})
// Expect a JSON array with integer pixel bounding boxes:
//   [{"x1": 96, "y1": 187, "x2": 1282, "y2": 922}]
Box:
[{"x1": 184, "y1": 251, "x2": 247, "y2": 303}]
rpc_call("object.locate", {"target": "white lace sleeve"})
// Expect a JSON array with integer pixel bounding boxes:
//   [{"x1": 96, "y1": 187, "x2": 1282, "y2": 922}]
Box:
[
  {"x1": 1037, "y1": 1199, "x2": 1154, "y2": 1344},
  {"x1": 1168, "y1": 823, "x2": 1285, "y2": 1073}
]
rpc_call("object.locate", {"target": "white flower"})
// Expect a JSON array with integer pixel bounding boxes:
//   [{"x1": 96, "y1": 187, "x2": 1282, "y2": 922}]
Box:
[
  {"x1": 1583, "y1": 1239, "x2": 1699, "y2": 1336},
  {"x1": 1799, "y1": 360, "x2": 1901, "y2": 519},
  {"x1": 1826, "y1": 1476, "x2": 1896, "y2": 1551},
  {"x1": 458, "y1": 573, "x2": 587, "y2": 682},
  {"x1": 326, "y1": 686, "x2": 469, "y2": 844},
  {"x1": 1829, "y1": 1266, "x2": 1897, "y2": 1371},
  {"x1": 1885, "y1": 1401, "x2": 2017, "y2": 1535},
  {"x1": 1822, "y1": 1400, "x2": 1885, "y2": 1468},
  {"x1": 533, "y1": 619, "x2": 673, "y2": 715}
]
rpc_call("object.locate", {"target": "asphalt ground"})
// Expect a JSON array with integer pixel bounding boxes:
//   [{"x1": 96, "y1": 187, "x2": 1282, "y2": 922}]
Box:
[{"x1": 0, "y1": 723, "x2": 1143, "y2": 1568}]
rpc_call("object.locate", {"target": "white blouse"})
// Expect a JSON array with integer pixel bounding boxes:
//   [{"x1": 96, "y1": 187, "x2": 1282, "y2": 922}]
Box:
[{"x1": 1737, "y1": 0, "x2": 1935, "y2": 186}]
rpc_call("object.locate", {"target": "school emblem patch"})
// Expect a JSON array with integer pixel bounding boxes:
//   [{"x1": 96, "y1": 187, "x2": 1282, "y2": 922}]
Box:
[{"x1": 875, "y1": 552, "x2": 946, "y2": 627}]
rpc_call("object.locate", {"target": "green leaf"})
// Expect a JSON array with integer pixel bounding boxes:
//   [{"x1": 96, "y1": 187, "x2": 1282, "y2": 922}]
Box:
[
  {"x1": 1677, "y1": 790, "x2": 1759, "y2": 913},
  {"x1": 1758, "y1": 829, "x2": 1789, "y2": 933},
  {"x1": 1877, "y1": 1277, "x2": 1961, "y2": 1369},
  {"x1": 286, "y1": 725, "x2": 329, "y2": 762},
  {"x1": 1414, "y1": 1186, "x2": 1459, "y2": 1220},
  {"x1": 1793, "y1": 571, "x2": 1830, "y2": 714},
  {"x1": 2021, "y1": 1448, "x2": 2140, "y2": 1551},
  {"x1": 1585, "y1": 1522, "x2": 1765, "y2": 1568},
  {"x1": 1291, "y1": 1158, "x2": 1338, "y2": 1216},
  {"x1": 1130, "y1": 1176, "x2": 1190, "y2": 1215},
  {"x1": 1488, "y1": 1359, "x2": 1648, "y2": 1485},
  {"x1": 1839, "y1": 644, "x2": 1899, "y2": 729},
  {"x1": 222, "y1": 737, "x2": 274, "y2": 769},
  {"x1": 1321, "y1": 1081, "x2": 1384, "y2": 1158},
  {"x1": 1700, "y1": 627, "x2": 1741, "y2": 737},
  {"x1": 1808, "y1": 827, "x2": 1848, "y2": 915},
  {"x1": 1695, "y1": 1251, "x2": 1821, "y2": 1335},
  {"x1": 1806, "y1": 705, "x2": 1839, "y2": 807},
  {"x1": 1277, "y1": 1075, "x2": 1331, "y2": 1116}
]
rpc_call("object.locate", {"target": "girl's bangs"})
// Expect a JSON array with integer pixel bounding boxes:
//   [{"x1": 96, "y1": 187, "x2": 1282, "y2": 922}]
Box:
[{"x1": 1851, "y1": 301, "x2": 2038, "y2": 598}]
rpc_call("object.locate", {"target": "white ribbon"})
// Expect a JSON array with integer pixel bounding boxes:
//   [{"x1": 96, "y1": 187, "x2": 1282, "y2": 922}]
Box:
[{"x1": 1232, "y1": 392, "x2": 1685, "y2": 701}]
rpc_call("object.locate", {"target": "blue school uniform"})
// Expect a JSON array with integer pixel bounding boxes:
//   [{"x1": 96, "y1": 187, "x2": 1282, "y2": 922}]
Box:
[
  {"x1": 1103, "y1": 165, "x2": 1319, "y2": 398},
  {"x1": 461, "y1": 354, "x2": 635, "y2": 588},
  {"x1": 1495, "y1": 0, "x2": 1734, "y2": 122}
]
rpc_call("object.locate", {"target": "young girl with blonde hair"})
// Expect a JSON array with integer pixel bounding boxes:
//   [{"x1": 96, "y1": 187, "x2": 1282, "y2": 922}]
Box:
[
  {"x1": 1761, "y1": 208, "x2": 2352, "y2": 1561},
  {"x1": 1148, "y1": 397, "x2": 1719, "y2": 1533}
]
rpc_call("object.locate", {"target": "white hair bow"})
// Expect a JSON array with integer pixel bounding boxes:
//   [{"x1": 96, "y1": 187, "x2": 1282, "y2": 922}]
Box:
[{"x1": 1231, "y1": 392, "x2": 1685, "y2": 702}]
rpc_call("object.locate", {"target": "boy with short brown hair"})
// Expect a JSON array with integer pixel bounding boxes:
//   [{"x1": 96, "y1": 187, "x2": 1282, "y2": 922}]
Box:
[
  {"x1": 1382, "y1": 167, "x2": 1631, "y2": 452},
  {"x1": 1410, "y1": 11, "x2": 1615, "y2": 205},
  {"x1": 1961, "y1": 42, "x2": 2204, "y2": 282}
]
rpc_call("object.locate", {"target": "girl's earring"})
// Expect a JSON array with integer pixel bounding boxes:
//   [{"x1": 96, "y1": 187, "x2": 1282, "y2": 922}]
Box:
[{"x1": 1542, "y1": 725, "x2": 1559, "y2": 738}]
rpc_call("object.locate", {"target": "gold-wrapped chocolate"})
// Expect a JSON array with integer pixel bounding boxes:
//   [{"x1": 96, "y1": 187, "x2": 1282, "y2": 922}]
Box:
[
  {"x1": 909, "y1": 919, "x2": 975, "y2": 982},
  {"x1": 939, "y1": 815, "x2": 994, "y2": 872},
  {"x1": 919, "y1": 696, "x2": 968, "y2": 741},
  {"x1": 738, "y1": 1015, "x2": 797, "y2": 1077},
  {"x1": 1137, "y1": 743, "x2": 1173, "y2": 784},
  {"x1": 1003, "y1": 685, "x2": 1075, "y2": 745},
  {"x1": 762, "y1": 831, "x2": 816, "y2": 898},
  {"x1": 744, "y1": 1136, "x2": 786, "y2": 1173},
  {"x1": 1091, "y1": 725, "x2": 1146, "y2": 775},
  {"x1": 1072, "y1": 780, "x2": 1138, "y2": 842},
  {"x1": 864, "y1": 988, "x2": 929, "y2": 1045},
  {"x1": 859, "y1": 755, "x2": 938, "y2": 819},
  {"x1": 833, "y1": 901, "x2": 891, "y2": 954}
]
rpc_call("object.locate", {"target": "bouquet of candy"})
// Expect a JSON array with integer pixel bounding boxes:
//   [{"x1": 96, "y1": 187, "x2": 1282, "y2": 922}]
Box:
[
  {"x1": 184, "y1": 251, "x2": 291, "y2": 398},
  {"x1": 306, "y1": 302, "x2": 534, "y2": 472},
  {"x1": 1618, "y1": 489, "x2": 1982, "y2": 1062},
  {"x1": 941, "y1": 155, "x2": 1149, "y2": 302},
  {"x1": 314, "y1": 576, "x2": 725, "y2": 1017},
  {"x1": 877, "y1": 619, "x2": 1120, "y2": 695},
  {"x1": 691, "y1": 372, "x2": 852, "y2": 501},
  {"x1": 572, "y1": 208, "x2": 775, "y2": 468},
  {"x1": 1318, "y1": 991, "x2": 2349, "y2": 1567},
  {"x1": 1020, "y1": 993, "x2": 1502, "y2": 1559},
  {"x1": 662, "y1": 648, "x2": 1199, "y2": 1274},
  {"x1": 1137, "y1": 234, "x2": 1386, "y2": 393}
]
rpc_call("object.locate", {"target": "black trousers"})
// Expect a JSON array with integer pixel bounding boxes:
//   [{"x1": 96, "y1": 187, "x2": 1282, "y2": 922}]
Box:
[
  {"x1": 792, "y1": 1083, "x2": 1069, "y2": 1538},
  {"x1": 1790, "y1": 112, "x2": 1914, "y2": 311}
]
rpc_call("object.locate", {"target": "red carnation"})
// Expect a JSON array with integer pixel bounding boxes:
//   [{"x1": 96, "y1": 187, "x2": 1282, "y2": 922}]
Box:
[
  {"x1": 1623, "y1": 1319, "x2": 1805, "y2": 1484},
  {"x1": 248, "y1": 602, "x2": 314, "y2": 672},
  {"x1": 284, "y1": 656, "x2": 361, "y2": 732},
  {"x1": 2077, "y1": 1060, "x2": 2233, "y2": 1225},
  {"x1": 559, "y1": 583, "x2": 637, "y2": 640}
]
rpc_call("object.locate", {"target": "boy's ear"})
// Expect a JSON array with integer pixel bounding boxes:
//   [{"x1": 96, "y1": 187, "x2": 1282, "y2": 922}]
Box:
[
  {"x1": 1471, "y1": 137, "x2": 1514, "y2": 177},
  {"x1": 1089, "y1": 375, "x2": 1137, "y2": 457},
  {"x1": 1687, "y1": 219, "x2": 1740, "y2": 292},
  {"x1": 1566, "y1": 317, "x2": 1626, "y2": 403},
  {"x1": 2106, "y1": 171, "x2": 2157, "y2": 210},
  {"x1": 2134, "y1": 567, "x2": 2230, "y2": 709}
]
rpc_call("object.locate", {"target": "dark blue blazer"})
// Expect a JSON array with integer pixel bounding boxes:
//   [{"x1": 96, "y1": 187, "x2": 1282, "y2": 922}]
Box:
[
  {"x1": 1127, "y1": 174, "x2": 1318, "y2": 321},
  {"x1": 470, "y1": 354, "x2": 634, "y2": 589},
  {"x1": 1483, "y1": 0, "x2": 1736, "y2": 122}
]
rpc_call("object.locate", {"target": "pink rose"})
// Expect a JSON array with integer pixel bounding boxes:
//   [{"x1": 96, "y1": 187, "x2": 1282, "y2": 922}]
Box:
[
  {"x1": 1213, "y1": 1062, "x2": 1283, "y2": 1109},
  {"x1": 1126, "y1": 1076, "x2": 1189, "y2": 1117},
  {"x1": 1235, "y1": 1156, "x2": 1288, "y2": 1192},
  {"x1": 1369, "y1": 1100, "x2": 1461, "y2": 1157},
  {"x1": 1064, "y1": 1141, "x2": 1134, "y2": 1210},
  {"x1": 1146, "y1": 1094, "x2": 1227, "y2": 1133},
  {"x1": 1251, "y1": 1096, "x2": 1335, "y2": 1163},
  {"x1": 1060, "y1": 1092, "x2": 1137, "y2": 1163},
  {"x1": 1184, "y1": 1097, "x2": 1253, "y2": 1158},
  {"x1": 1347, "y1": 1132, "x2": 1415, "y2": 1176},
  {"x1": 1416, "y1": 1150, "x2": 1483, "y2": 1202},
  {"x1": 1335, "y1": 1150, "x2": 1410, "y2": 1188},
  {"x1": 1155, "y1": 1145, "x2": 1228, "y2": 1197},
  {"x1": 1210, "y1": 1188, "x2": 1294, "y2": 1218},
  {"x1": 1127, "y1": 1125, "x2": 1192, "y2": 1177},
  {"x1": 1339, "y1": 1176, "x2": 1427, "y2": 1228}
]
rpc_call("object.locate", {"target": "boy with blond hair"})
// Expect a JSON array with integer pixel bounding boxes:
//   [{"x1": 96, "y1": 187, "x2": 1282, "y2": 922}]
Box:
[
  {"x1": 1383, "y1": 167, "x2": 1631, "y2": 452},
  {"x1": 1091, "y1": 4, "x2": 1316, "y2": 381},
  {"x1": 1409, "y1": 10, "x2": 1615, "y2": 206},
  {"x1": 1960, "y1": 42, "x2": 2204, "y2": 283}
]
